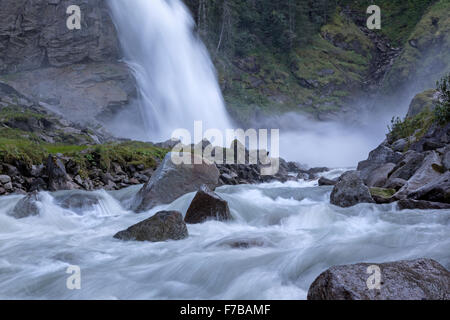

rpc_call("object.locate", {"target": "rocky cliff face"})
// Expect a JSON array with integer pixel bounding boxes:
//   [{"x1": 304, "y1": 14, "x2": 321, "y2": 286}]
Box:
[
  {"x1": 0, "y1": 0, "x2": 119, "y2": 73},
  {"x1": 0, "y1": 0, "x2": 135, "y2": 125}
]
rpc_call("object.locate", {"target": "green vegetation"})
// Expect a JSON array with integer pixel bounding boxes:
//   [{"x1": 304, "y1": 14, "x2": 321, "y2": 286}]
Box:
[
  {"x1": 434, "y1": 73, "x2": 450, "y2": 124},
  {"x1": 385, "y1": 0, "x2": 450, "y2": 92},
  {"x1": 370, "y1": 187, "x2": 396, "y2": 199},
  {"x1": 0, "y1": 133, "x2": 168, "y2": 175},
  {"x1": 388, "y1": 73, "x2": 450, "y2": 144}
]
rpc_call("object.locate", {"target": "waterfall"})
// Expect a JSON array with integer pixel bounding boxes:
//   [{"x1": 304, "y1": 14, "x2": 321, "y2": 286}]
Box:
[{"x1": 108, "y1": 0, "x2": 232, "y2": 142}]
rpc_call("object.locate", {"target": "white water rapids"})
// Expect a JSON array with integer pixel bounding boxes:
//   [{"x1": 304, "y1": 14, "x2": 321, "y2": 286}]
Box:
[{"x1": 1, "y1": 171, "x2": 449, "y2": 300}]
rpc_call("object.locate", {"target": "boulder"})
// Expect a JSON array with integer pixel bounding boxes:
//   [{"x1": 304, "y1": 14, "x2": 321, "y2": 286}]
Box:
[
  {"x1": 0, "y1": 175, "x2": 11, "y2": 184},
  {"x1": 357, "y1": 145, "x2": 402, "y2": 182},
  {"x1": 8, "y1": 192, "x2": 41, "y2": 219},
  {"x1": 384, "y1": 178, "x2": 407, "y2": 191},
  {"x1": 397, "y1": 199, "x2": 450, "y2": 210},
  {"x1": 408, "y1": 171, "x2": 450, "y2": 203},
  {"x1": 394, "y1": 151, "x2": 444, "y2": 199},
  {"x1": 330, "y1": 171, "x2": 375, "y2": 208},
  {"x1": 113, "y1": 211, "x2": 188, "y2": 242},
  {"x1": 307, "y1": 258, "x2": 450, "y2": 300},
  {"x1": 389, "y1": 150, "x2": 425, "y2": 181},
  {"x1": 132, "y1": 153, "x2": 220, "y2": 212},
  {"x1": 185, "y1": 185, "x2": 233, "y2": 224},
  {"x1": 365, "y1": 163, "x2": 396, "y2": 187},
  {"x1": 318, "y1": 176, "x2": 338, "y2": 186},
  {"x1": 56, "y1": 193, "x2": 101, "y2": 214},
  {"x1": 46, "y1": 155, "x2": 70, "y2": 191}
]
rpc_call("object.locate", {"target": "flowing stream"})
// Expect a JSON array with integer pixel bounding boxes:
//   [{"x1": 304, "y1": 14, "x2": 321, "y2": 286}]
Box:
[
  {"x1": 1, "y1": 171, "x2": 449, "y2": 300},
  {"x1": 108, "y1": 0, "x2": 232, "y2": 142}
]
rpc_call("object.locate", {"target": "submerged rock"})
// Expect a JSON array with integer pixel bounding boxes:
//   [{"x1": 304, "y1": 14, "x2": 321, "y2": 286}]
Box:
[
  {"x1": 132, "y1": 153, "x2": 220, "y2": 212},
  {"x1": 8, "y1": 192, "x2": 41, "y2": 219},
  {"x1": 185, "y1": 185, "x2": 232, "y2": 224},
  {"x1": 307, "y1": 258, "x2": 450, "y2": 300},
  {"x1": 318, "y1": 176, "x2": 338, "y2": 186},
  {"x1": 397, "y1": 199, "x2": 450, "y2": 210},
  {"x1": 56, "y1": 193, "x2": 101, "y2": 214},
  {"x1": 114, "y1": 211, "x2": 188, "y2": 242},
  {"x1": 330, "y1": 171, "x2": 375, "y2": 208}
]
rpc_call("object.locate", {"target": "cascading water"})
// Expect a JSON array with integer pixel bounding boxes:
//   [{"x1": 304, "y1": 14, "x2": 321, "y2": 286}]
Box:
[
  {"x1": 108, "y1": 0, "x2": 232, "y2": 142},
  {"x1": 0, "y1": 171, "x2": 449, "y2": 299}
]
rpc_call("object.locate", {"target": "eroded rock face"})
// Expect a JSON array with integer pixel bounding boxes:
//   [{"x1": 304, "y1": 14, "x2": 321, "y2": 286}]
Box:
[
  {"x1": 113, "y1": 211, "x2": 188, "y2": 242},
  {"x1": 185, "y1": 185, "x2": 232, "y2": 224},
  {"x1": 307, "y1": 258, "x2": 450, "y2": 300},
  {"x1": 132, "y1": 153, "x2": 220, "y2": 212},
  {"x1": 408, "y1": 171, "x2": 450, "y2": 203},
  {"x1": 0, "y1": 0, "x2": 119, "y2": 73},
  {"x1": 330, "y1": 171, "x2": 374, "y2": 208}
]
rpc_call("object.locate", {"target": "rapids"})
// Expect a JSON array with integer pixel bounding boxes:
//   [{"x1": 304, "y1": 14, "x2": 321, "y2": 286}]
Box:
[{"x1": 0, "y1": 171, "x2": 449, "y2": 299}]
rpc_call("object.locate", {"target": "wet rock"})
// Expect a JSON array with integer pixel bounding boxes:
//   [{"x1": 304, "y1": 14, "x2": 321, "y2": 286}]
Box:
[
  {"x1": 132, "y1": 153, "x2": 220, "y2": 212},
  {"x1": 185, "y1": 185, "x2": 232, "y2": 224},
  {"x1": 318, "y1": 176, "x2": 338, "y2": 186},
  {"x1": 114, "y1": 211, "x2": 188, "y2": 242},
  {"x1": 57, "y1": 193, "x2": 101, "y2": 213},
  {"x1": 9, "y1": 192, "x2": 41, "y2": 219},
  {"x1": 357, "y1": 145, "x2": 402, "y2": 183},
  {"x1": 389, "y1": 151, "x2": 425, "y2": 181},
  {"x1": 330, "y1": 171, "x2": 375, "y2": 208},
  {"x1": 307, "y1": 258, "x2": 450, "y2": 300},
  {"x1": 46, "y1": 155, "x2": 70, "y2": 191},
  {"x1": 384, "y1": 178, "x2": 407, "y2": 191},
  {"x1": 397, "y1": 199, "x2": 450, "y2": 210},
  {"x1": 365, "y1": 163, "x2": 396, "y2": 187},
  {"x1": 0, "y1": 175, "x2": 11, "y2": 184},
  {"x1": 395, "y1": 151, "x2": 443, "y2": 199},
  {"x1": 408, "y1": 171, "x2": 450, "y2": 203},
  {"x1": 391, "y1": 138, "x2": 408, "y2": 152}
]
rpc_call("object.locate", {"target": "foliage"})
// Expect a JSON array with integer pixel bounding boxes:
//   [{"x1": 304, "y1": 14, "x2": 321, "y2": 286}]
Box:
[{"x1": 434, "y1": 73, "x2": 450, "y2": 124}]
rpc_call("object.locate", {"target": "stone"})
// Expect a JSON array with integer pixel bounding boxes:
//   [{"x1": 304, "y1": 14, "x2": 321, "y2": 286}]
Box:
[
  {"x1": 46, "y1": 155, "x2": 70, "y2": 191},
  {"x1": 357, "y1": 145, "x2": 402, "y2": 182},
  {"x1": 318, "y1": 176, "x2": 338, "y2": 186},
  {"x1": 397, "y1": 199, "x2": 450, "y2": 210},
  {"x1": 0, "y1": 175, "x2": 11, "y2": 184},
  {"x1": 114, "y1": 211, "x2": 188, "y2": 242},
  {"x1": 9, "y1": 192, "x2": 41, "y2": 219},
  {"x1": 185, "y1": 185, "x2": 233, "y2": 224},
  {"x1": 330, "y1": 171, "x2": 375, "y2": 208},
  {"x1": 307, "y1": 258, "x2": 449, "y2": 300},
  {"x1": 408, "y1": 171, "x2": 450, "y2": 203},
  {"x1": 132, "y1": 153, "x2": 220, "y2": 212},
  {"x1": 395, "y1": 151, "x2": 443, "y2": 199},
  {"x1": 365, "y1": 163, "x2": 396, "y2": 187}
]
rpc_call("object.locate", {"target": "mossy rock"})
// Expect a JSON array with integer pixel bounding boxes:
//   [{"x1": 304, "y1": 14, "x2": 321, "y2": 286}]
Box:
[
  {"x1": 370, "y1": 187, "x2": 396, "y2": 199},
  {"x1": 407, "y1": 89, "x2": 437, "y2": 118}
]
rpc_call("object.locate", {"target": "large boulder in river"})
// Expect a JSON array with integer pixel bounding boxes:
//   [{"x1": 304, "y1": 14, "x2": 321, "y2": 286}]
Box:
[
  {"x1": 8, "y1": 192, "x2": 41, "y2": 219},
  {"x1": 185, "y1": 185, "x2": 233, "y2": 224},
  {"x1": 357, "y1": 145, "x2": 402, "y2": 183},
  {"x1": 132, "y1": 153, "x2": 220, "y2": 212},
  {"x1": 114, "y1": 211, "x2": 188, "y2": 242},
  {"x1": 330, "y1": 171, "x2": 375, "y2": 208},
  {"x1": 397, "y1": 199, "x2": 450, "y2": 210},
  {"x1": 365, "y1": 163, "x2": 396, "y2": 187},
  {"x1": 307, "y1": 258, "x2": 450, "y2": 300}
]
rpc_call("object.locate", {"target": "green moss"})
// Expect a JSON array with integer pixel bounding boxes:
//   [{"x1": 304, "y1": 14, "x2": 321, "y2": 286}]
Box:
[
  {"x1": 370, "y1": 187, "x2": 396, "y2": 199},
  {"x1": 388, "y1": 108, "x2": 435, "y2": 143}
]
